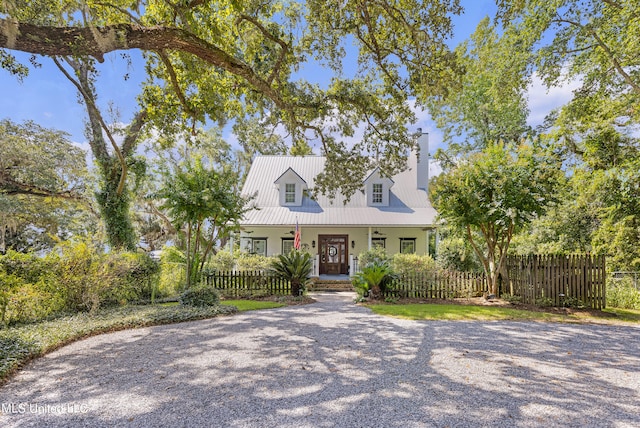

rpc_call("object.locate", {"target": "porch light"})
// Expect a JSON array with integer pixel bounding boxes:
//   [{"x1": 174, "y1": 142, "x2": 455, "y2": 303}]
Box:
[
  {"x1": 351, "y1": 240, "x2": 355, "y2": 249},
  {"x1": 312, "y1": 240, "x2": 316, "y2": 248}
]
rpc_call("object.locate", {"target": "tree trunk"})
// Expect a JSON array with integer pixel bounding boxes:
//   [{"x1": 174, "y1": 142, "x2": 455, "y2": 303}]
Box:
[
  {"x1": 291, "y1": 280, "x2": 301, "y2": 296},
  {"x1": 95, "y1": 160, "x2": 137, "y2": 251},
  {"x1": 56, "y1": 58, "x2": 144, "y2": 251}
]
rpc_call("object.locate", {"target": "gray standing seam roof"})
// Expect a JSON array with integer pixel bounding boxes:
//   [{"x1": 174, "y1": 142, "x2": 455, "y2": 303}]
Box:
[{"x1": 240, "y1": 155, "x2": 438, "y2": 226}]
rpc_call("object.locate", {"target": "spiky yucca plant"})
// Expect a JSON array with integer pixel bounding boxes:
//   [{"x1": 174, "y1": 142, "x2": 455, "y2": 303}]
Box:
[{"x1": 271, "y1": 250, "x2": 313, "y2": 296}]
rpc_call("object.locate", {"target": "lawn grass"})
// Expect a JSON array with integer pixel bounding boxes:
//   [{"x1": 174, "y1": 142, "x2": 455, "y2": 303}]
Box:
[
  {"x1": 602, "y1": 307, "x2": 640, "y2": 322},
  {"x1": 223, "y1": 300, "x2": 285, "y2": 311},
  {"x1": 367, "y1": 303, "x2": 640, "y2": 324}
]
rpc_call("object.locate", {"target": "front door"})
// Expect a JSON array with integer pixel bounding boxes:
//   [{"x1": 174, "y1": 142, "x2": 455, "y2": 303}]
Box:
[{"x1": 319, "y1": 235, "x2": 348, "y2": 275}]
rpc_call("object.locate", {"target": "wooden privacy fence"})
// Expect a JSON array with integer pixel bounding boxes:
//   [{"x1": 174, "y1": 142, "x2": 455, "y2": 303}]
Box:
[
  {"x1": 504, "y1": 254, "x2": 606, "y2": 309},
  {"x1": 203, "y1": 271, "x2": 290, "y2": 296},
  {"x1": 385, "y1": 271, "x2": 488, "y2": 299}
]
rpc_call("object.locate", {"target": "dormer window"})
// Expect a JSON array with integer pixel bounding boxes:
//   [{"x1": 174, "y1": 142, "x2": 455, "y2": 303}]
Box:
[
  {"x1": 274, "y1": 167, "x2": 307, "y2": 207},
  {"x1": 372, "y1": 183, "x2": 383, "y2": 204},
  {"x1": 285, "y1": 183, "x2": 296, "y2": 203},
  {"x1": 364, "y1": 168, "x2": 394, "y2": 207}
]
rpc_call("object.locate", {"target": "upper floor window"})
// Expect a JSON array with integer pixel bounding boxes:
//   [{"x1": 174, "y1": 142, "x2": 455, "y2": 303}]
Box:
[
  {"x1": 275, "y1": 167, "x2": 307, "y2": 207},
  {"x1": 372, "y1": 183, "x2": 383, "y2": 204},
  {"x1": 285, "y1": 183, "x2": 296, "y2": 203}
]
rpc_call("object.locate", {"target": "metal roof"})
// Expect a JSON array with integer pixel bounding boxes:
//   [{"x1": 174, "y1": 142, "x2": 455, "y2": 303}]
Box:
[{"x1": 240, "y1": 155, "x2": 438, "y2": 226}]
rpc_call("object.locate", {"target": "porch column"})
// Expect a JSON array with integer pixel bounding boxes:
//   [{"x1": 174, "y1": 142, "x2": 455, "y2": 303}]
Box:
[
  {"x1": 368, "y1": 226, "x2": 372, "y2": 250},
  {"x1": 425, "y1": 229, "x2": 430, "y2": 256},
  {"x1": 313, "y1": 254, "x2": 320, "y2": 277}
]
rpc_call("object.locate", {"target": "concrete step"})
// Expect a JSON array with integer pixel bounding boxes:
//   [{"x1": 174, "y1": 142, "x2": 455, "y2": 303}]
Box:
[{"x1": 309, "y1": 279, "x2": 354, "y2": 292}]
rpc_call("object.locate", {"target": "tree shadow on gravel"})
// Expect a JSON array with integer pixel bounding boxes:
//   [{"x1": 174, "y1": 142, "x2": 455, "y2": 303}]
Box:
[{"x1": 1, "y1": 298, "x2": 639, "y2": 428}]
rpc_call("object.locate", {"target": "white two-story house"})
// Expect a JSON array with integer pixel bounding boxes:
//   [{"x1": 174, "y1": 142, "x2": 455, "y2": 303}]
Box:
[{"x1": 238, "y1": 131, "x2": 438, "y2": 276}]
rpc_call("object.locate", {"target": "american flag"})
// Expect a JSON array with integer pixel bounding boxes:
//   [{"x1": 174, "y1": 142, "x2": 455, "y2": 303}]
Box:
[{"x1": 293, "y1": 220, "x2": 301, "y2": 250}]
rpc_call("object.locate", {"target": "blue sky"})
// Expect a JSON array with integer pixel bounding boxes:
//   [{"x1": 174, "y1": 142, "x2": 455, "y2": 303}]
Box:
[{"x1": 0, "y1": 1, "x2": 575, "y2": 155}]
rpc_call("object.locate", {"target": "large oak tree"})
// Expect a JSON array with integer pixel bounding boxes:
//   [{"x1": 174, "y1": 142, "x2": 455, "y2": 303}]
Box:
[{"x1": 0, "y1": 0, "x2": 463, "y2": 199}]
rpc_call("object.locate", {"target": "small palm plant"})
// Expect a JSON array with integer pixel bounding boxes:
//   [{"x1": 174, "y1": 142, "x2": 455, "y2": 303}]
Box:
[
  {"x1": 271, "y1": 250, "x2": 313, "y2": 296},
  {"x1": 355, "y1": 261, "x2": 395, "y2": 300}
]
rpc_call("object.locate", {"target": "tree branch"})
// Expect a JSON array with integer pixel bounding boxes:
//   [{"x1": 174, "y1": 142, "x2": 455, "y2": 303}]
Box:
[
  {"x1": 236, "y1": 13, "x2": 290, "y2": 85},
  {"x1": 157, "y1": 50, "x2": 198, "y2": 118},
  {"x1": 554, "y1": 16, "x2": 640, "y2": 96},
  {"x1": 0, "y1": 19, "x2": 287, "y2": 110},
  {"x1": 121, "y1": 109, "x2": 148, "y2": 157}
]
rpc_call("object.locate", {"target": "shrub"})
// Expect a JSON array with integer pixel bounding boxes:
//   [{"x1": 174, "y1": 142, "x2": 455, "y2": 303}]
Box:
[
  {"x1": 208, "y1": 250, "x2": 236, "y2": 272},
  {"x1": 158, "y1": 246, "x2": 187, "y2": 297},
  {"x1": 0, "y1": 250, "x2": 54, "y2": 284},
  {"x1": 179, "y1": 286, "x2": 220, "y2": 307},
  {"x1": 392, "y1": 253, "x2": 437, "y2": 276},
  {"x1": 0, "y1": 262, "x2": 63, "y2": 326},
  {"x1": 607, "y1": 277, "x2": 640, "y2": 309},
  {"x1": 436, "y1": 236, "x2": 482, "y2": 272},
  {"x1": 355, "y1": 261, "x2": 396, "y2": 300},
  {"x1": 47, "y1": 240, "x2": 161, "y2": 313},
  {"x1": 358, "y1": 247, "x2": 389, "y2": 267},
  {"x1": 501, "y1": 294, "x2": 522, "y2": 304},
  {"x1": 535, "y1": 297, "x2": 554, "y2": 307},
  {"x1": 271, "y1": 250, "x2": 313, "y2": 296},
  {"x1": 120, "y1": 253, "x2": 160, "y2": 300},
  {"x1": 236, "y1": 253, "x2": 273, "y2": 272},
  {"x1": 351, "y1": 275, "x2": 369, "y2": 299}
]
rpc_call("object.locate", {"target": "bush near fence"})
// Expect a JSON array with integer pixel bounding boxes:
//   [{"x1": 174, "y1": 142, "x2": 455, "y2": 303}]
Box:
[
  {"x1": 203, "y1": 271, "x2": 291, "y2": 297},
  {"x1": 384, "y1": 270, "x2": 488, "y2": 300}
]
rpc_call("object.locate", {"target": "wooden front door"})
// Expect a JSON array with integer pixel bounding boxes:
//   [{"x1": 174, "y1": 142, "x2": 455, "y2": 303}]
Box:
[{"x1": 319, "y1": 235, "x2": 348, "y2": 275}]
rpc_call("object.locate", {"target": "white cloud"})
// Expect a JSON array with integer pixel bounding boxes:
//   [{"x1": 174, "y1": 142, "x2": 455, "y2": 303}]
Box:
[{"x1": 527, "y1": 72, "x2": 581, "y2": 127}]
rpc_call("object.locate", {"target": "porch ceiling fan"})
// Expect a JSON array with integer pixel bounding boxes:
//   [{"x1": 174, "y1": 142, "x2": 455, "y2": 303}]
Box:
[{"x1": 373, "y1": 229, "x2": 386, "y2": 236}]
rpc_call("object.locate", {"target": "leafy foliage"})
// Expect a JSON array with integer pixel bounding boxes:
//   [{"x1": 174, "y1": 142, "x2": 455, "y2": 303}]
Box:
[
  {"x1": 430, "y1": 141, "x2": 562, "y2": 294},
  {"x1": 358, "y1": 246, "x2": 390, "y2": 267},
  {"x1": 271, "y1": 250, "x2": 313, "y2": 296},
  {"x1": 179, "y1": 286, "x2": 221, "y2": 307},
  {"x1": 0, "y1": 303, "x2": 237, "y2": 382},
  {"x1": 391, "y1": 253, "x2": 437, "y2": 276},
  {"x1": 354, "y1": 260, "x2": 395, "y2": 300},
  {"x1": 0, "y1": 0, "x2": 464, "y2": 199},
  {"x1": 0, "y1": 240, "x2": 160, "y2": 325},
  {"x1": 607, "y1": 278, "x2": 640, "y2": 310},
  {"x1": 235, "y1": 253, "x2": 274, "y2": 272},
  {"x1": 435, "y1": 235, "x2": 482, "y2": 272},
  {"x1": 0, "y1": 120, "x2": 94, "y2": 253},
  {"x1": 427, "y1": 17, "x2": 532, "y2": 155},
  {"x1": 498, "y1": 0, "x2": 640, "y2": 138},
  {"x1": 157, "y1": 156, "x2": 249, "y2": 288}
]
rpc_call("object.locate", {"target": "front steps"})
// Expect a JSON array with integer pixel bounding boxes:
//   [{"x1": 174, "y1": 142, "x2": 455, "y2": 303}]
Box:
[{"x1": 309, "y1": 277, "x2": 354, "y2": 292}]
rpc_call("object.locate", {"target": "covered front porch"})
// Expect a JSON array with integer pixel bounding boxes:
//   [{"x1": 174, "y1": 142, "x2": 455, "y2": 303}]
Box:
[{"x1": 238, "y1": 225, "x2": 439, "y2": 277}]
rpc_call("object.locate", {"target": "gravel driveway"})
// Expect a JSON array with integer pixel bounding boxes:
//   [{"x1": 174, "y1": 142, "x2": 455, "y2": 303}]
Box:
[{"x1": 1, "y1": 292, "x2": 639, "y2": 428}]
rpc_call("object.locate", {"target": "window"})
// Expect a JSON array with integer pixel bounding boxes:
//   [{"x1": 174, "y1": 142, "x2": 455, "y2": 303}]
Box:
[
  {"x1": 371, "y1": 238, "x2": 386, "y2": 249},
  {"x1": 281, "y1": 238, "x2": 294, "y2": 255},
  {"x1": 372, "y1": 183, "x2": 383, "y2": 204},
  {"x1": 285, "y1": 183, "x2": 296, "y2": 203},
  {"x1": 399, "y1": 238, "x2": 416, "y2": 254},
  {"x1": 251, "y1": 238, "x2": 267, "y2": 256}
]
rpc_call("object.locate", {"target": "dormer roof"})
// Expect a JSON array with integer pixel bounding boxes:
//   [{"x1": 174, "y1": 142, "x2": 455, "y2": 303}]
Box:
[
  {"x1": 274, "y1": 167, "x2": 307, "y2": 187},
  {"x1": 240, "y1": 155, "x2": 437, "y2": 226}
]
